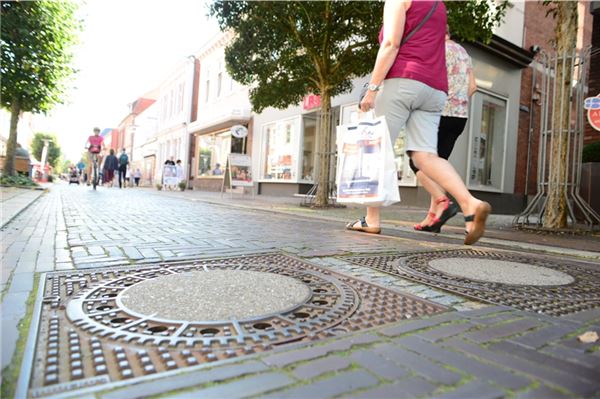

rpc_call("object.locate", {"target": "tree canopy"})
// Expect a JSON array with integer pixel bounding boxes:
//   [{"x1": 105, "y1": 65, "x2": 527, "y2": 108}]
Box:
[
  {"x1": 30, "y1": 132, "x2": 62, "y2": 168},
  {"x1": 1, "y1": 0, "x2": 80, "y2": 175}
]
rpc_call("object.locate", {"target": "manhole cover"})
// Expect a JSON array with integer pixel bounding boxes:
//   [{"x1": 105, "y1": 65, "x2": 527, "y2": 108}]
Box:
[
  {"x1": 119, "y1": 270, "x2": 311, "y2": 321},
  {"x1": 21, "y1": 253, "x2": 446, "y2": 398},
  {"x1": 345, "y1": 249, "x2": 600, "y2": 316},
  {"x1": 428, "y1": 258, "x2": 575, "y2": 286}
]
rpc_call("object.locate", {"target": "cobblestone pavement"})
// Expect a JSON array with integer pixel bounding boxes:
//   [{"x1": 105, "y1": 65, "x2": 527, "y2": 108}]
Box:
[{"x1": 2, "y1": 184, "x2": 600, "y2": 398}]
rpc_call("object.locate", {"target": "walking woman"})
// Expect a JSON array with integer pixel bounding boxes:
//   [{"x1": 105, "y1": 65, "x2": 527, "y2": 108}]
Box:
[{"x1": 346, "y1": 0, "x2": 491, "y2": 245}]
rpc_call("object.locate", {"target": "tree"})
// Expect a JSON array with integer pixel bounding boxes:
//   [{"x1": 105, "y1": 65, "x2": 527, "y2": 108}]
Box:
[
  {"x1": 30, "y1": 132, "x2": 62, "y2": 168},
  {"x1": 541, "y1": 1, "x2": 578, "y2": 229},
  {"x1": 1, "y1": 0, "x2": 80, "y2": 176},
  {"x1": 210, "y1": 1, "x2": 509, "y2": 206}
]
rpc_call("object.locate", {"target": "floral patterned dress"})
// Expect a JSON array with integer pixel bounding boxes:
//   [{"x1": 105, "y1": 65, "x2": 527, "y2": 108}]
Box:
[{"x1": 443, "y1": 40, "x2": 473, "y2": 118}]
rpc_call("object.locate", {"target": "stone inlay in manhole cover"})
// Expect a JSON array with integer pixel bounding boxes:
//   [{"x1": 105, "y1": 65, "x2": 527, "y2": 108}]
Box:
[
  {"x1": 21, "y1": 253, "x2": 446, "y2": 398},
  {"x1": 428, "y1": 258, "x2": 575, "y2": 286},
  {"x1": 119, "y1": 270, "x2": 312, "y2": 321},
  {"x1": 345, "y1": 249, "x2": 600, "y2": 316}
]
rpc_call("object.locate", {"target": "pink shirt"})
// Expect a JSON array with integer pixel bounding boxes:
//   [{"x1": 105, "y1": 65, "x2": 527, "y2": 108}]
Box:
[
  {"x1": 88, "y1": 135, "x2": 103, "y2": 152},
  {"x1": 380, "y1": 0, "x2": 448, "y2": 93}
]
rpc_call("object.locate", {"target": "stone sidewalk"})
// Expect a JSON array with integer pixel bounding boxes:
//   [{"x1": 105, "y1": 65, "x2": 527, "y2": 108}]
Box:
[{"x1": 1, "y1": 184, "x2": 599, "y2": 398}]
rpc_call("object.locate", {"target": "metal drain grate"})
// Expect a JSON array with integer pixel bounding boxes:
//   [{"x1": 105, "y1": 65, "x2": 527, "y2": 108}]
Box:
[
  {"x1": 345, "y1": 249, "x2": 600, "y2": 316},
  {"x1": 22, "y1": 253, "x2": 446, "y2": 398}
]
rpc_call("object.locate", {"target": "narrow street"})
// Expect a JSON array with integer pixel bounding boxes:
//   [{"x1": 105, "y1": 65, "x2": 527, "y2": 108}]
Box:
[{"x1": 2, "y1": 184, "x2": 599, "y2": 398}]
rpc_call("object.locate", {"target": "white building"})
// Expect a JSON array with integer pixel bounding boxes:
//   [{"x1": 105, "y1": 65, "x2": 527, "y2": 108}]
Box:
[
  {"x1": 188, "y1": 31, "x2": 253, "y2": 191},
  {"x1": 153, "y1": 57, "x2": 197, "y2": 184},
  {"x1": 130, "y1": 101, "x2": 158, "y2": 186}
]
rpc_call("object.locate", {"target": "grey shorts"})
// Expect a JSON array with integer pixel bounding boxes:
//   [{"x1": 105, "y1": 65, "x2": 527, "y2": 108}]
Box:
[{"x1": 375, "y1": 78, "x2": 447, "y2": 154}]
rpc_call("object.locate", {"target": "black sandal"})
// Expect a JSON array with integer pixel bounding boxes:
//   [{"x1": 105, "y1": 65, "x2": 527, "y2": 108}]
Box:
[{"x1": 345, "y1": 217, "x2": 381, "y2": 234}]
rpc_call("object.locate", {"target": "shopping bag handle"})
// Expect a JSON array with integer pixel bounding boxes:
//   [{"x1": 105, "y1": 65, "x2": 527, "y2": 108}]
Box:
[{"x1": 357, "y1": 110, "x2": 376, "y2": 120}]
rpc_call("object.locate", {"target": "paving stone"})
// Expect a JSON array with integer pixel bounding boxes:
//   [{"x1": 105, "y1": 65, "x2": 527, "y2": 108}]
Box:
[
  {"x1": 430, "y1": 380, "x2": 506, "y2": 399},
  {"x1": 515, "y1": 385, "x2": 573, "y2": 399},
  {"x1": 461, "y1": 306, "x2": 513, "y2": 318},
  {"x1": 379, "y1": 312, "x2": 461, "y2": 337},
  {"x1": 349, "y1": 350, "x2": 409, "y2": 381},
  {"x1": 101, "y1": 361, "x2": 269, "y2": 399},
  {"x1": 561, "y1": 308, "x2": 600, "y2": 323},
  {"x1": 260, "y1": 370, "x2": 378, "y2": 399},
  {"x1": 395, "y1": 336, "x2": 530, "y2": 390},
  {"x1": 372, "y1": 343, "x2": 461, "y2": 385},
  {"x1": 469, "y1": 312, "x2": 518, "y2": 326},
  {"x1": 419, "y1": 322, "x2": 475, "y2": 343},
  {"x1": 541, "y1": 344, "x2": 600, "y2": 369},
  {"x1": 444, "y1": 337, "x2": 599, "y2": 397},
  {"x1": 465, "y1": 318, "x2": 545, "y2": 343},
  {"x1": 1, "y1": 291, "x2": 29, "y2": 317},
  {"x1": 350, "y1": 375, "x2": 437, "y2": 399},
  {"x1": 291, "y1": 355, "x2": 351, "y2": 380},
  {"x1": 509, "y1": 324, "x2": 575, "y2": 349},
  {"x1": 170, "y1": 372, "x2": 294, "y2": 399},
  {"x1": 490, "y1": 341, "x2": 599, "y2": 382},
  {"x1": 262, "y1": 333, "x2": 379, "y2": 367}
]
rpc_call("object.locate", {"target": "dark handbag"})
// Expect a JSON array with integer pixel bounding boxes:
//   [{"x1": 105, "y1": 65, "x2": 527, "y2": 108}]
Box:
[{"x1": 359, "y1": 1, "x2": 440, "y2": 104}]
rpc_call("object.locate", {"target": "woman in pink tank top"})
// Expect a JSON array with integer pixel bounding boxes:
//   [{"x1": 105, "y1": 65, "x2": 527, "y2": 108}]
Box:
[{"x1": 346, "y1": 0, "x2": 491, "y2": 246}]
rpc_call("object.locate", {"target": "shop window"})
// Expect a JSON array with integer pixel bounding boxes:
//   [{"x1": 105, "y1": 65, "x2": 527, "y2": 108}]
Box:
[
  {"x1": 262, "y1": 119, "x2": 297, "y2": 181},
  {"x1": 468, "y1": 92, "x2": 507, "y2": 191},
  {"x1": 196, "y1": 131, "x2": 233, "y2": 177}
]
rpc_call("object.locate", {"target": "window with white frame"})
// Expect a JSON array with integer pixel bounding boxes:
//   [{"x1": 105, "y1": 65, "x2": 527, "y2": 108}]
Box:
[
  {"x1": 217, "y1": 72, "x2": 222, "y2": 98},
  {"x1": 468, "y1": 91, "x2": 508, "y2": 191},
  {"x1": 262, "y1": 119, "x2": 298, "y2": 181}
]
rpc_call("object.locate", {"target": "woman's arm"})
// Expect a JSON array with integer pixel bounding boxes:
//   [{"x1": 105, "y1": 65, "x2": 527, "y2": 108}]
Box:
[
  {"x1": 467, "y1": 68, "x2": 477, "y2": 98},
  {"x1": 360, "y1": 0, "x2": 411, "y2": 112}
]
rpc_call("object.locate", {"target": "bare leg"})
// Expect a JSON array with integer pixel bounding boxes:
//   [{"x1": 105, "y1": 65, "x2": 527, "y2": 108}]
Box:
[
  {"x1": 411, "y1": 152, "x2": 484, "y2": 233},
  {"x1": 351, "y1": 206, "x2": 381, "y2": 228},
  {"x1": 415, "y1": 170, "x2": 447, "y2": 226}
]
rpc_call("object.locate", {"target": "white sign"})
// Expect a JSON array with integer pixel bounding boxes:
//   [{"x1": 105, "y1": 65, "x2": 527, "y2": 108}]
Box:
[
  {"x1": 228, "y1": 153, "x2": 253, "y2": 187},
  {"x1": 231, "y1": 125, "x2": 248, "y2": 139},
  {"x1": 162, "y1": 165, "x2": 179, "y2": 186}
]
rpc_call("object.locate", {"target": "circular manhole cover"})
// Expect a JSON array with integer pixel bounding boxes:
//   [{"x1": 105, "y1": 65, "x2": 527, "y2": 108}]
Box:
[
  {"x1": 119, "y1": 270, "x2": 311, "y2": 321},
  {"x1": 428, "y1": 258, "x2": 575, "y2": 286}
]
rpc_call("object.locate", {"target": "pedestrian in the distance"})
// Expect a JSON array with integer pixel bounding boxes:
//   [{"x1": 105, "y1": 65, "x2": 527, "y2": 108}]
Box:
[
  {"x1": 412, "y1": 25, "x2": 477, "y2": 233},
  {"x1": 176, "y1": 159, "x2": 184, "y2": 186},
  {"x1": 133, "y1": 168, "x2": 142, "y2": 187},
  {"x1": 118, "y1": 148, "x2": 129, "y2": 189},
  {"x1": 103, "y1": 149, "x2": 119, "y2": 187},
  {"x1": 350, "y1": 0, "x2": 491, "y2": 245}
]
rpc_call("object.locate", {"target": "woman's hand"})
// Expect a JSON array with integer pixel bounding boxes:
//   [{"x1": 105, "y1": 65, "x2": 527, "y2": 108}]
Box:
[{"x1": 360, "y1": 90, "x2": 377, "y2": 112}]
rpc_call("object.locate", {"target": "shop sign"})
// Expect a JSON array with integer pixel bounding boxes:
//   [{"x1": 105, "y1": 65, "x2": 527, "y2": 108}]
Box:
[
  {"x1": 226, "y1": 153, "x2": 253, "y2": 187},
  {"x1": 584, "y1": 94, "x2": 600, "y2": 132},
  {"x1": 303, "y1": 94, "x2": 321, "y2": 111},
  {"x1": 231, "y1": 125, "x2": 248, "y2": 139}
]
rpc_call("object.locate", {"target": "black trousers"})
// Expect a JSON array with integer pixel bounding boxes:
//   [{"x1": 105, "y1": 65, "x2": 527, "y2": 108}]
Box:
[
  {"x1": 409, "y1": 116, "x2": 468, "y2": 174},
  {"x1": 118, "y1": 166, "x2": 127, "y2": 188}
]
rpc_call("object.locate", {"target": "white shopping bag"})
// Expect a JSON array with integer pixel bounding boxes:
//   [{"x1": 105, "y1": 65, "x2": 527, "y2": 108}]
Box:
[{"x1": 336, "y1": 113, "x2": 400, "y2": 206}]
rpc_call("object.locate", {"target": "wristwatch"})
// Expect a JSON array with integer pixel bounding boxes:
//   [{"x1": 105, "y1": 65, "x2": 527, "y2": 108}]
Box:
[{"x1": 367, "y1": 83, "x2": 380, "y2": 92}]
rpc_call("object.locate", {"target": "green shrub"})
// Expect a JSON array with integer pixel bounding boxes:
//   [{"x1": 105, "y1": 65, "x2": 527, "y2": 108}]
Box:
[
  {"x1": 178, "y1": 180, "x2": 187, "y2": 191},
  {"x1": 582, "y1": 141, "x2": 600, "y2": 163},
  {"x1": 0, "y1": 175, "x2": 38, "y2": 187},
  {"x1": 155, "y1": 183, "x2": 163, "y2": 191}
]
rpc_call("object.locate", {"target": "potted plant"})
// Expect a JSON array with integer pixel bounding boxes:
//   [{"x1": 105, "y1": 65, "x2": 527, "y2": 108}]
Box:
[
  {"x1": 178, "y1": 180, "x2": 187, "y2": 191},
  {"x1": 156, "y1": 183, "x2": 163, "y2": 191}
]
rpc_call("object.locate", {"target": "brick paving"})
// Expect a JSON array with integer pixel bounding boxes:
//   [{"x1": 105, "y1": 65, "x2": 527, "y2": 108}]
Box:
[{"x1": 1, "y1": 184, "x2": 599, "y2": 398}]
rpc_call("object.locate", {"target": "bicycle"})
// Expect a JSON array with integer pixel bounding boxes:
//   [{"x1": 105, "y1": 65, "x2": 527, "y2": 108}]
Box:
[{"x1": 86, "y1": 148, "x2": 101, "y2": 190}]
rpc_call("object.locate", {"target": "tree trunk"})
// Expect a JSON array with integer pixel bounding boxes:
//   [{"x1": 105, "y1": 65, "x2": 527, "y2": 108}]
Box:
[
  {"x1": 544, "y1": 1, "x2": 578, "y2": 229},
  {"x1": 3, "y1": 101, "x2": 21, "y2": 176},
  {"x1": 315, "y1": 90, "x2": 332, "y2": 207}
]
